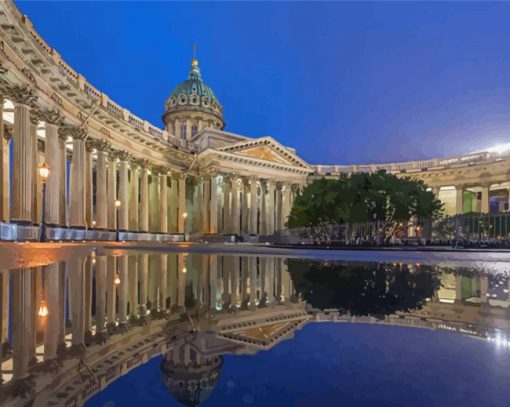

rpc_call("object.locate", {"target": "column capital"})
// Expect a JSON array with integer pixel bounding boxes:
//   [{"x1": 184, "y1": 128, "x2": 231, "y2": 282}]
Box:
[
  {"x1": 137, "y1": 159, "x2": 151, "y2": 170},
  {"x1": 2, "y1": 125, "x2": 13, "y2": 141},
  {"x1": 108, "y1": 149, "x2": 130, "y2": 162},
  {"x1": 1, "y1": 83, "x2": 37, "y2": 106},
  {"x1": 88, "y1": 138, "x2": 110, "y2": 152},
  {"x1": 117, "y1": 151, "x2": 131, "y2": 162},
  {"x1": 33, "y1": 107, "x2": 64, "y2": 125},
  {"x1": 58, "y1": 124, "x2": 87, "y2": 141},
  {"x1": 153, "y1": 165, "x2": 170, "y2": 176}
]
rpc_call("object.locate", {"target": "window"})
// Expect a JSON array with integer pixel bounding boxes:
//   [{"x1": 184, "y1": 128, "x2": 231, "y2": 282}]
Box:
[
  {"x1": 191, "y1": 124, "x2": 198, "y2": 137},
  {"x1": 180, "y1": 123, "x2": 187, "y2": 140}
]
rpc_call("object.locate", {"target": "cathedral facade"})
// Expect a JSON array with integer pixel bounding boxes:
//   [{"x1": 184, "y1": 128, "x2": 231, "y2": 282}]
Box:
[{"x1": 0, "y1": 0, "x2": 509, "y2": 241}]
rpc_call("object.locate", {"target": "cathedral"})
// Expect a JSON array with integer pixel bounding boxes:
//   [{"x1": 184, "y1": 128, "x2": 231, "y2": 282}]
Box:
[{"x1": 0, "y1": 0, "x2": 510, "y2": 242}]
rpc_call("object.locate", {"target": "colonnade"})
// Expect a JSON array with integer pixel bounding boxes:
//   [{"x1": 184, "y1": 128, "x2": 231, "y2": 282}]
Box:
[
  {"x1": 0, "y1": 253, "x2": 293, "y2": 382},
  {"x1": 432, "y1": 184, "x2": 510, "y2": 216},
  {"x1": 0, "y1": 87, "x2": 301, "y2": 236}
]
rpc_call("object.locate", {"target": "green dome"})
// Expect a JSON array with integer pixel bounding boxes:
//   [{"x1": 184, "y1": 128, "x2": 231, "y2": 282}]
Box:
[
  {"x1": 163, "y1": 58, "x2": 224, "y2": 126},
  {"x1": 170, "y1": 64, "x2": 218, "y2": 102}
]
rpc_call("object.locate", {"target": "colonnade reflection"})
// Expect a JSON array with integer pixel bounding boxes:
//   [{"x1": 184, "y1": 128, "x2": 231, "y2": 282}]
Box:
[
  {"x1": 0, "y1": 252, "x2": 295, "y2": 387},
  {"x1": 2, "y1": 254, "x2": 510, "y2": 405}
]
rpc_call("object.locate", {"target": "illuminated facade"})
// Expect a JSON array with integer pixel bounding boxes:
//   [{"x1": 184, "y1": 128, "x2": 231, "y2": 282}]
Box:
[{"x1": 0, "y1": 0, "x2": 509, "y2": 242}]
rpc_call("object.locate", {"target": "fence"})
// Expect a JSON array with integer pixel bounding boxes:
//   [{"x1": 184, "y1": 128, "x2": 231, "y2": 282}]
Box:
[{"x1": 284, "y1": 212, "x2": 510, "y2": 246}]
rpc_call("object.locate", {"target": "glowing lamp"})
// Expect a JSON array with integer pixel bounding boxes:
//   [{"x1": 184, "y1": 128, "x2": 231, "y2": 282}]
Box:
[
  {"x1": 38, "y1": 299, "x2": 49, "y2": 317},
  {"x1": 38, "y1": 162, "x2": 50, "y2": 183}
]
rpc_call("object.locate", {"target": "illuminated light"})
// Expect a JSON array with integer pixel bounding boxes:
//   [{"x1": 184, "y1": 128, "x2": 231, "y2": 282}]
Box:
[
  {"x1": 114, "y1": 274, "x2": 121, "y2": 285},
  {"x1": 115, "y1": 200, "x2": 121, "y2": 208},
  {"x1": 182, "y1": 212, "x2": 188, "y2": 218},
  {"x1": 182, "y1": 267, "x2": 187, "y2": 274},
  {"x1": 439, "y1": 298, "x2": 455, "y2": 304},
  {"x1": 487, "y1": 143, "x2": 510, "y2": 154},
  {"x1": 37, "y1": 162, "x2": 50, "y2": 183},
  {"x1": 38, "y1": 299, "x2": 49, "y2": 317}
]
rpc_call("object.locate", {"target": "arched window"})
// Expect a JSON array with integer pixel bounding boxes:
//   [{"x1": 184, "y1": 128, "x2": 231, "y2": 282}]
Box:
[
  {"x1": 191, "y1": 124, "x2": 198, "y2": 137},
  {"x1": 180, "y1": 122, "x2": 187, "y2": 140}
]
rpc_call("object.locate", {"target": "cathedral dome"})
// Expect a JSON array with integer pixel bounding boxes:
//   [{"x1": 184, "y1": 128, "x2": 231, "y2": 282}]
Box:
[{"x1": 163, "y1": 55, "x2": 225, "y2": 140}]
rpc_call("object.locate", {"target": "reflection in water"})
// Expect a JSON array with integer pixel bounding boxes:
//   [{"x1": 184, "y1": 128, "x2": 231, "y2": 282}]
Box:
[{"x1": 0, "y1": 252, "x2": 509, "y2": 406}]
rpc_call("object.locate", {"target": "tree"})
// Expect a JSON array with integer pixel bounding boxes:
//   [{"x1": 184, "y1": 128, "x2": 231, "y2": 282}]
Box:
[
  {"x1": 287, "y1": 171, "x2": 443, "y2": 243},
  {"x1": 287, "y1": 259, "x2": 440, "y2": 319}
]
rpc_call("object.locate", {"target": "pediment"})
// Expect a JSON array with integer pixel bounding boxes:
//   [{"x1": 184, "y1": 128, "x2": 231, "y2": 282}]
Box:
[
  {"x1": 218, "y1": 137, "x2": 312, "y2": 169},
  {"x1": 219, "y1": 316, "x2": 310, "y2": 348},
  {"x1": 236, "y1": 145, "x2": 293, "y2": 165}
]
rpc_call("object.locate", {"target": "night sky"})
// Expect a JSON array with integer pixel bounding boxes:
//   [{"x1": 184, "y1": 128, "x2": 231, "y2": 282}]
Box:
[{"x1": 15, "y1": 1, "x2": 510, "y2": 165}]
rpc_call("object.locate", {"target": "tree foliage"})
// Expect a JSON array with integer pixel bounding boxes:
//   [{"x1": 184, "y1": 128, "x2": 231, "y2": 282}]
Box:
[
  {"x1": 288, "y1": 171, "x2": 443, "y2": 234},
  {"x1": 287, "y1": 259, "x2": 440, "y2": 319}
]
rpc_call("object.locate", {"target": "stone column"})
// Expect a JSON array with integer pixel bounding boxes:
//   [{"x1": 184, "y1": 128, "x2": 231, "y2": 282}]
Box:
[
  {"x1": 222, "y1": 176, "x2": 231, "y2": 233},
  {"x1": 148, "y1": 171, "x2": 159, "y2": 232},
  {"x1": 139, "y1": 161, "x2": 150, "y2": 232},
  {"x1": 128, "y1": 255, "x2": 138, "y2": 317},
  {"x1": 107, "y1": 151, "x2": 118, "y2": 230},
  {"x1": 118, "y1": 153, "x2": 130, "y2": 231},
  {"x1": 266, "y1": 180, "x2": 276, "y2": 234},
  {"x1": 178, "y1": 174, "x2": 187, "y2": 233},
  {"x1": 95, "y1": 256, "x2": 107, "y2": 336},
  {"x1": 106, "y1": 256, "x2": 116, "y2": 326},
  {"x1": 85, "y1": 141, "x2": 94, "y2": 228},
  {"x1": 159, "y1": 170, "x2": 169, "y2": 233},
  {"x1": 129, "y1": 162, "x2": 139, "y2": 231},
  {"x1": 138, "y1": 253, "x2": 149, "y2": 315},
  {"x1": 117, "y1": 255, "x2": 128, "y2": 325},
  {"x1": 67, "y1": 125, "x2": 87, "y2": 228},
  {"x1": 1, "y1": 270, "x2": 9, "y2": 348},
  {"x1": 260, "y1": 181, "x2": 267, "y2": 235},
  {"x1": 39, "y1": 110, "x2": 64, "y2": 226},
  {"x1": 209, "y1": 256, "x2": 218, "y2": 309},
  {"x1": 10, "y1": 85, "x2": 37, "y2": 224},
  {"x1": 0, "y1": 99, "x2": 8, "y2": 222},
  {"x1": 159, "y1": 254, "x2": 168, "y2": 309},
  {"x1": 11, "y1": 268, "x2": 36, "y2": 379},
  {"x1": 94, "y1": 141, "x2": 109, "y2": 229},
  {"x1": 69, "y1": 256, "x2": 85, "y2": 347},
  {"x1": 210, "y1": 175, "x2": 218, "y2": 233},
  {"x1": 192, "y1": 177, "x2": 202, "y2": 232},
  {"x1": 455, "y1": 185, "x2": 464, "y2": 215},
  {"x1": 177, "y1": 254, "x2": 186, "y2": 310},
  {"x1": 231, "y1": 178, "x2": 240, "y2": 234},
  {"x1": 202, "y1": 176, "x2": 211, "y2": 233},
  {"x1": 0, "y1": 124, "x2": 11, "y2": 222},
  {"x1": 241, "y1": 180, "x2": 249, "y2": 234},
  {"x1": 282, "y1": 183, "x2": 292, "y2": 229},
  {"x1": 58, "y1": 132, "x2": 67, "y2": 226},
  {"x1": 249, "y1": 176, "x2": 258, "y2": 234},
  {"x1": 84, "y1": 257, "x2": 93, "y2": 336},
  {"x1": 276, "y1": 183, "x2": 283, "y2": 231},
  {"x1": 481, "y1": 185, "x2": 490, "y2": 214},
  {"x1": 168, "y1": 177, "x2": 177, "y2": 232}
]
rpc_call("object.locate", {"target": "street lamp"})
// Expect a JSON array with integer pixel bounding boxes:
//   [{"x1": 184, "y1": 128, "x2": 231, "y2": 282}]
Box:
[
  {"x1": 115, "y1": 200, "x2": 121, "y2": 241},
  {"x1": 37, "y1": 162, "x2": 50, "y2": 242},
  {"x1": 182, "y1": 212, "x2": 188, "y2": 241}
]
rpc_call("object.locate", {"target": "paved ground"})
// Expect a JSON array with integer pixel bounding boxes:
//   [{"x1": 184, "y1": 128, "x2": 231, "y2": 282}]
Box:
[{"x1": 1, "y1": 241, "x2": 510, "y2": 270}]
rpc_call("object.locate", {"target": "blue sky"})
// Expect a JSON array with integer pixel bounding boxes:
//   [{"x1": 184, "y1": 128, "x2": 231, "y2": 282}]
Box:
[{"x1": 15, "y1": 1, "x2": 510, "y2": 165}]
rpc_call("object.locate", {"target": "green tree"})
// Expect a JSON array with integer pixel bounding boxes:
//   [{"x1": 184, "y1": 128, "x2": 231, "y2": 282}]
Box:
[{"x1": 287, "y1": 171, "x2": 442, "y2": 242}]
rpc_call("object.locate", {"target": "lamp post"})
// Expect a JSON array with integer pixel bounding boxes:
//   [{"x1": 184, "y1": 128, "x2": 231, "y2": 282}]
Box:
[
  {"x1": 182, "y1": 212, "x2": 188, "y2": 241},
  {"x1": 38, "y1": 162, "x2": 50, "y2": 242},
  {"x1": 115, "y1": 200, "x2": 121, "y2": 242}
]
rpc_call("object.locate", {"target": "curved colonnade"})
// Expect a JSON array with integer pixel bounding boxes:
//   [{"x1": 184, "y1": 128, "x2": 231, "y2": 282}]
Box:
[{"x1": 0, "y1": 1, "x2": 307, "y2": 242}]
